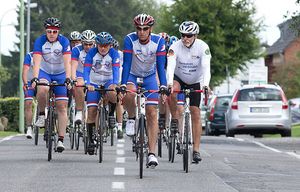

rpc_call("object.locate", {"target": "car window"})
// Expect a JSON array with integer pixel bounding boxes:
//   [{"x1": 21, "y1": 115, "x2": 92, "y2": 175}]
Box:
[
  {"x1": 238, "y1": 88, "x2": 282, "y2": 101},
  {"x1": 215, "y1": 96, "x2": 232, "y2": 110}
]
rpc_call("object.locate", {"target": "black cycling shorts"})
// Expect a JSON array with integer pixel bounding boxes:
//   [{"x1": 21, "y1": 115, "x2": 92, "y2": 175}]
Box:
[{"x1": 174, "y1": 75, "x2": 201, "y2": 107}]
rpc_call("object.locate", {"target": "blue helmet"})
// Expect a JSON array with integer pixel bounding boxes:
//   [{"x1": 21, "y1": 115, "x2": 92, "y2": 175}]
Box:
[
  {"x1": 95, "y1": 32, "x2": 113, "y2": 45},
  {"x1": 169, "y1": 36, "x2": 179, "y2": 46}
]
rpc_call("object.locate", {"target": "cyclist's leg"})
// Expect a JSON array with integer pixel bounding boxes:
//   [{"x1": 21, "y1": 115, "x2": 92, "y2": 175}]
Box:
[
  {"x1": 86, "y1": 84, "x2": 100, "y2": 153},
  {"x1": 189, "y1": 83, "x2": 202, "y2": 162},
  {"x1": 35, "y1": 70, "x2": 50, "y2": 127},
  {"x1": 24, "y1": 84, "x2": 34, "y2": 138},
  {"x1": 122, "y1": 75, "x2": 137, "y2": 136},
  {"x1": 53, "y1": 73, "x2": 69, "y2": 150},
  {"x1": 74, "y1": 72, "x2": 85, "y2": 122}
]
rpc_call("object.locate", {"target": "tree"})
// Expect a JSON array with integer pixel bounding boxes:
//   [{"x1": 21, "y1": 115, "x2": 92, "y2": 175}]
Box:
[{"x1": 158, "y1": 0, "x2": 262, "y2": 86}]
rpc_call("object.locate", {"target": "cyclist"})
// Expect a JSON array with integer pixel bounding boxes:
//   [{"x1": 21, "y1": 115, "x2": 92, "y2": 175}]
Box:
[
  {"x1": 71, "y1": 30, "x2": 96, "y2": 123},
  {"x1": 22, "y1": 51, "x2": 34, "y2": 139},
  {"x1": 120, "y1": 13, "x2": 168, "y2": 167},
  {"x1": 166, "y1": 21, "x2": 211, "y2": 163},
  {"x1": 112, "y1": 38, "x2": 124, "y2": 139},
  {"x1": 31, "y1": 17, "x2": 72, "y2": 152},
  {"x1": 83, "y1": 32, "x2": 120, "y2": 154},
  {"x1": 69, "y1": 31, "x2": 82, "y2": 48}
]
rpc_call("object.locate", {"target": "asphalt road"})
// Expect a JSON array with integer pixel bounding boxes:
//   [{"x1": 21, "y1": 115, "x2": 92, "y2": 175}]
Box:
[{"x1": 0, "y1": 134, "x2": 300, "y2": 192}]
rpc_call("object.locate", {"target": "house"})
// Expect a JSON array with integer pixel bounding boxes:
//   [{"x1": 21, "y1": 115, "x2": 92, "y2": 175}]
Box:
[{"x1": 265, "y1": 19, "x2": 300, "y2": 82}]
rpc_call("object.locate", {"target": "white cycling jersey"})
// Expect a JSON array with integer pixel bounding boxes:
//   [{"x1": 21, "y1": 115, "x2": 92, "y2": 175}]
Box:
[{"x1": 166, "y1": 39, "x2": 211, "y2": 87}]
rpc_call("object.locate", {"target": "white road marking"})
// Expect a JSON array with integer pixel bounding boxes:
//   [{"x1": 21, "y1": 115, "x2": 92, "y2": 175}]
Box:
[
  {"x1": 252, "y1": 141, "x2": 282, "y2": 153},
  {"x1": 286, "y1": 152, "x2": 300, "y2": 159},
  {"x1": 235, "y1": 138, "x2": 244, "y2": 142},
  {"x1": 0, "y1": 135, "x2": 15, "y2": 143},
  {"x1": 112, "y1": 182, "x2": 125, "y2": 190},
  {"x1": 116, "y1": 157, "x2": 126, "y2": 163},
  {"x1": 114, "y1": 167, "x2": 125, "y2": 175},
  {"x1": 117, "y1": 143, "x2": 124, "y2": 148},
  {"x1": 118, "y1": 139, "x2": 125, "y2": 143},
  {"x1": 116, "y1": 149, "x2": 125, "y2": 155}
]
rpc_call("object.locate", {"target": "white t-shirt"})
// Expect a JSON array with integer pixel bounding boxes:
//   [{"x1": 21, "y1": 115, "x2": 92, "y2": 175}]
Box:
[{"x1": 166, "y1": 39, "x2": 211, "y2": 86}]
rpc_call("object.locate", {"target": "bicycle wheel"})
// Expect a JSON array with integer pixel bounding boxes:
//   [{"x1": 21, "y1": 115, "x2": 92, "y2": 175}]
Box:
[
  {"x1": 138, "y1": 115, "x2": 145, "y2": 179},
  {"x1": 75, "y1": 123, "x2": 80, "y2": 150},
  {"x1": 83, "y1": 123, "x2": 88, "y2": 154},
  {"x1": 158, "y1": 130, "x2": 162, "y2": 158},
  {"x1": 98, "y1": 107, "x2": 105, "y2": 163},
  {"x1": 34, "y1": 124, "x2": 39, "y2": 146},
  {"x1": 170, "y1": 135, "x2": 176, "y2": 163},
  {"x1": 69, "y1": 101, "x2": 75, "y2": 149},
  {"x1": 109, "y1": 116, "x2": 115, "y2": 146},
  {"x1": 183, "y1": 113, "x2": 189, "y2": 173},
  {"x1": 47, "y1": 109, "x2": 54, "y2": 161}
]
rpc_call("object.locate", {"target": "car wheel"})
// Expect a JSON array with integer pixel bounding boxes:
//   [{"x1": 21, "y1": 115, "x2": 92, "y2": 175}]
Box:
[
  {"x1": 205, "y1": 121, "x2": 210, "y2": 135},
  {"x1": 254, "y1": 134, "x2": 263, "y2": 138},
  {"x1": 226, "y1": 130, "x2": 234, "y2": 137},
  {"x1": 281, "y1": 130, "x2": 291, "y2": 137}
]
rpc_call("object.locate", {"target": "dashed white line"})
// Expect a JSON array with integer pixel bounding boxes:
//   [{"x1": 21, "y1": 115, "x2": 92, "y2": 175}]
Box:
[
  {"x1": 116, "y1": 149, "x2": 125, "y2": 155},
  {"x1": 116, "y1": 157, "x2": 126, "y2": 163},
  {"x1": 118, "y1": 139, "x2": 125, "y2": 143},
  {"x1": 117, "y1": 143, "x2": 124, "y2": 148},
  {"x1": 114, "y1": 167, "x2": 125, "y2": 175},
  {"x1": 112, "y1": 182, "x2": 125, "y2": 190}
]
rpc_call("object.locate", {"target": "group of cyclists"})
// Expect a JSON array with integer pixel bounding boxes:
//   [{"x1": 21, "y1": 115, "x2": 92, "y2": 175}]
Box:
[{"x1": 22, "y1": 13, "x2": 211, "y2": 167}]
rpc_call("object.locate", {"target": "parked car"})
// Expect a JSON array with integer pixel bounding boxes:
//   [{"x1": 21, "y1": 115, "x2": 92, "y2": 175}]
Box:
[
  {"x1": 205, "y1": 94, "x2": 232, "y2": 136},
  {"x1": 225, "y1": 84, "x2": 291, "y2": 137}
]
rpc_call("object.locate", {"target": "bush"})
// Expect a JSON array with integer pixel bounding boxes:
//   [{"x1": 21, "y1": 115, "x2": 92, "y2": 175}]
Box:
[{"x1": 0, "y1": 97, "x2": 19, "y2": 131}]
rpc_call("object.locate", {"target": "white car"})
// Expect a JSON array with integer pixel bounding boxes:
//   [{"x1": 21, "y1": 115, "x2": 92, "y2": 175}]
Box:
[{"x1": 225, "y1": 84, "x2": 291, "y2": 137}]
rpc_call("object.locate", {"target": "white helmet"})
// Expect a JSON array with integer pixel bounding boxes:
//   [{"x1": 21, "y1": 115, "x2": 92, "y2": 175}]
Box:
[
  {"x1": 179, "y1": 21, "x2": 199, "y2": 34},
  {"x1": 69, "y1": 31, "x2": 81, "y2": 41},
  {"x1": 81, "y1": 30, "x2": 96, "y2": 43}
]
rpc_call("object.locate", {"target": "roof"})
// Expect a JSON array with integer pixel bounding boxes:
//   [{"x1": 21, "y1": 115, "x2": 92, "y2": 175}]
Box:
[
  {"x1": 240, "y1": 84, "x2": 282, "y2": 90},
  {"x1": 267, "y1": 19, "x2": 299, "y2": 55}
]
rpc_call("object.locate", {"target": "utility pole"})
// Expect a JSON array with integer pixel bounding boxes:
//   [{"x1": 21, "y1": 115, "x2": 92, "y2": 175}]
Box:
[{"x1": 19, "y1": 0, "x2": 25, "y2": 133}]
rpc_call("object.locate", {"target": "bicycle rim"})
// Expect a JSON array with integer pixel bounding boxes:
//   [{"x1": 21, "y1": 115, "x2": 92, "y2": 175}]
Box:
[{"x1": 139, "y1": 116, "x2": 145, "y2": 179}]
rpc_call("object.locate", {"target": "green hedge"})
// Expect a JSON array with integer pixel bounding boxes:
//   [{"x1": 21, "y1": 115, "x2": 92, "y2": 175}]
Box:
[{"x1": 0, "y1": 97, "x2": 19, "y2": 131}]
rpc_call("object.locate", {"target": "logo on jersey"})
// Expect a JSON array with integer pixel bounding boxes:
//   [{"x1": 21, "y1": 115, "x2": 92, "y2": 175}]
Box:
[
  {"x1": 66, "y1": 46, "x2": 71, "y2": 52},
  {"x1": 205, "y1": 49, "x2": 210, "y2": 55},
  {"x1": 53, "y1": 49, "x2": 62, "y2": 56},
  {"x1": 160, "y1": 45, "x2": 165, "y2": 52},
  {"x1": 115, "y1": 58, "x2": 120, "y2": 63}
]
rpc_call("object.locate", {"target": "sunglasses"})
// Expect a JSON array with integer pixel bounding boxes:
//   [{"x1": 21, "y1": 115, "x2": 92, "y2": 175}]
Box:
[
  {"x1": 181, "y1": 33, "x2": 194, "y2": 38},
  {"x1": 136, "y1": 26, "x2": 150, "y2": 31},
  {"x1": 46, "y1": 29, "x2": 59, "y2": 34},
  {"x1": 98, "y1": 44, "x2": 110, "y2": 48},
  {"x1": 83, "y1": 43, "x2": 94, "y2": 46}
]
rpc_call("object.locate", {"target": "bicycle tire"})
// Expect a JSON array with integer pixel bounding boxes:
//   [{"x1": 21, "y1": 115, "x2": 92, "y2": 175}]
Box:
[
  {"x1": 34, "y1": 125, "x2": 39, "y2": 146},
  {"x1": 183, "y1": 113, "x2": 189, "y2": 173},
  {"x1": 158, "y1": 130, "x2": 162, "y2": 157},
  {"x1": 75, "y1": 123, "x2": 80, "y2": 150},
  {"x1": 138, "y1": 115, "x2": 145, "y2": 179},
  {"x1": 170, "y1": 135, "x2": 176, "y2": 163},
  {"x1": 47, "y1": 109, "x2": 53, "y2": 161},
  {"x1": 98, "y1": 107, "x2": 105, "y2": 163}
]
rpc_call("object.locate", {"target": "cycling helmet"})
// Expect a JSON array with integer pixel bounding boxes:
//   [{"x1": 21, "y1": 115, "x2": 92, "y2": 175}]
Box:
[
  {"x1": 159, "y1": 32, "x2": 170, "y2": 42},
  {"x1": 169, "y1": 36, "x2": 179, "y2": 46},
  {"x1": 95, "y1": 32, "x2": 113, "y2": 45},
  {"x1": 69, "y1": 31, "x2": 81, "y2": 41},
  {"x1": 133, "y1": 13, "x2": 155, "y2": 26},
  {"x1": 179, "y1": 21, "x2": 199, "y2": 35},
  {"x1": 111, "y1": 38, "x2": 119, "y2": 49},
  {"x1": 44, "y1": 17, "x2": 61, "y2": 29},
  {"x1": 81, "y1": 30, "x2": 96, "y2": 43}
]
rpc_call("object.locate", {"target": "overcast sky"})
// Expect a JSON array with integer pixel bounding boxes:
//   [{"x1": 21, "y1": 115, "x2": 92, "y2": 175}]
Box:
[{"x1": 0, "y1": 0, "x2": 298, "y2": 55}]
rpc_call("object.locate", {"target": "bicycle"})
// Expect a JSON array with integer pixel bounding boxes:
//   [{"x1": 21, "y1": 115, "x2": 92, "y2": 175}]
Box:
[
  {"x1": 36, "y1": 81, "x2": 66, "y2": 161},
  {"x1": 120, "y1": 78, "x2": 164, "y2": 179},
  {"x1": 86, "y1": 85, "x2": 116, "y2": 163},
  {"x1": 173, "y1": 87, "x2": 208, "y2": 172},
  {"x1": 31, "y1": 97, "x2": 39, "y2": 146}
]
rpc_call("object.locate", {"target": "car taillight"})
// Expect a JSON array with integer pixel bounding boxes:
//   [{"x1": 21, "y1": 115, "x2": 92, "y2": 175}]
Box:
[
  {"x1": 280, "y1": 90, "x2": 288, "y2": 109},
  {"x1": 209, "y1": 98, "x2": 217, "y2": 121},
  {"x1": 231, "y1": 90, "x2": 240, "y2": 110}
]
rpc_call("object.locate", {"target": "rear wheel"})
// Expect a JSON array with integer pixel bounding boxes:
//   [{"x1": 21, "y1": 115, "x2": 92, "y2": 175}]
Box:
[
  {"x1": 183, "y1": 113, "x2": 189, "y2": 173},
  {"x1": 170, "y1": 135, "x2": 176, "y2": 163},
  {"x1": 158, "y1": 130, "x2": 163, "y2": 157},
  {"x1": 98, "y1": 107, "x2": 105, "y2": 163},
  {"x1": 47, "y1": 110, "x2": 54, "y2": 161},
  {"x1": 34, "y1": 125, "x2": 39, "y2": 145},
  {"x1": 75, "y1": 123, "x2": 80, "y2": 150},
  {"x1": 281, "y1": 130, "x2": 291, "y2": 137}
]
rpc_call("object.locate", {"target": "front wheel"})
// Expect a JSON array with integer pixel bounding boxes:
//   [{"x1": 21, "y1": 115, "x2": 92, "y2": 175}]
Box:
[{"x1": 138, "y1": 115, "x2": 145, "y2": 179}]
